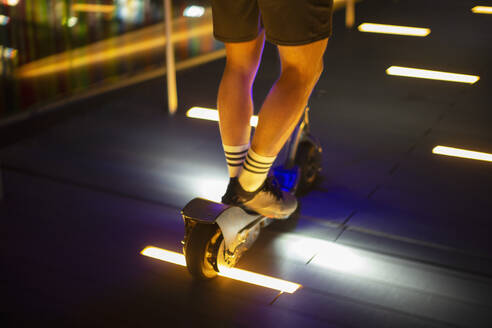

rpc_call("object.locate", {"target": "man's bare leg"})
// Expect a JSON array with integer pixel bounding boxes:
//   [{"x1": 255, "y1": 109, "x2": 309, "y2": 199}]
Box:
[
  {"x1": 219, "y1": 37, "x2": 328, "y2": 218},
  {"x1": 251, "y1": 38, "x2": 328, "y2": 157},
  {"x1": 217, "y1": 31, "x2": 265, "y2": 148},
  {"x1": 237, "y1": 38, "x2": 328, "y2": 192}
]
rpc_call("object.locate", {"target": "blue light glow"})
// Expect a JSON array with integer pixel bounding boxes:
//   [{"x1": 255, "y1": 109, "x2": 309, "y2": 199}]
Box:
[{"x1": 273, "y1": 166, "x2": 299, "y2": 192}]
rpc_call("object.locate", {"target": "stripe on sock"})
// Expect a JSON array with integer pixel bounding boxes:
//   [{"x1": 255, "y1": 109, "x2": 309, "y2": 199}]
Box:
[
  {"x1": 244, "y1": 158, "x2": 271, "y2": 171},
  {"x1": 245, "y1": 155, "x2": 272, "y2": 166},
  {"x1": 239, "y1": 148, "x2": 276, "y2": 192},
  {"x1": 223, "y1": 144, "x2": 250, "y2": 177},
  {"x1": 243, "y1": 165, "x2": 269, "y2": 174},
  {"x1": 226, "y1": 155, "x2": 247, "y2": 161},
  {"x1": 225, "y1": 149, "x2": 248, "y2": 156}
]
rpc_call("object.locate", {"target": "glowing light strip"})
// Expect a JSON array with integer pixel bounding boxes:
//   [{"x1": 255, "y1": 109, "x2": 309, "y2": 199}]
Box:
[
  {"x1": 18, "y1": 22, "x2": 214, "y2": 78},
  {"x1": 432, "y1": 146, "x2": 492, "y2": 162},
  {"x1": 358, "y1": 23, "x2": 430, "y2": 36},
  {"x1": 72, "y1": 4, "x2": 115, "y2": 13},
  {"x1": 141, "y1": 246, "x2": 187, "y2": 266},
  {"x1": 186, "y1": 107, "x2": 258, "y2": 127},
  {"x1": 472, "y1": 6, "x2": 492, "y2": 14},
  {"x1": 218, "y1": 266, "x2": 300, "y2": 293},
  {"x1": 141, "y1": 246, "x2": 301, "y2": 293},
  {"x1": 386, "y1": 66, "x2": 479, "y2": 84}
]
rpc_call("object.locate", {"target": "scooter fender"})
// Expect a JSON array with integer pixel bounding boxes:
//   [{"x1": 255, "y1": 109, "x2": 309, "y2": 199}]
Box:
[
  {"x1": 182, "y1": 198, "x2": 262, "y2": 251},
  {"x1": 182, "y1": 198, "x2": 228, "y2": 223},
  {"x1": 215, "y1": 207, "x2": 262, "y2": 251}
]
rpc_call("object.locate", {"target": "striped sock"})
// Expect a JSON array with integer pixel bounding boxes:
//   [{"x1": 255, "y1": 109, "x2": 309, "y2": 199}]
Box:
[
  {"x1": 239, "y1": 148, "x2": 276, "y2": 192},
  {"x1": 223, "y1": 144, "x2": 250, "y2": 177}
]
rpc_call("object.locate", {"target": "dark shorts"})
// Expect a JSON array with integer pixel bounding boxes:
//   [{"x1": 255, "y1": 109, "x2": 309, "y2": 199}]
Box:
[{"x1": 210, "y1": 0, "x2": 334, "y2": 46}]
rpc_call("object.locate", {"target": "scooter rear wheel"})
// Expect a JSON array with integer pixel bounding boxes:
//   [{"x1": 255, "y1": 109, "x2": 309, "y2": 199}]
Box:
[{"x1": 185, "y1": 223, "x2": 221, "y2": 280}]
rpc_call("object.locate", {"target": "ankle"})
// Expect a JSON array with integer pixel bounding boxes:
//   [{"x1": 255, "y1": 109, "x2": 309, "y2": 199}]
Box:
[
  {"x1": 223, "y1": 144, "x2": 250, "y2": 178},
  {"x1": 238, "y1": 176, "x2": 263, "y2": 193},
  {"x1": 238, "y1": 148, "x2": 276, "y2": 192}
]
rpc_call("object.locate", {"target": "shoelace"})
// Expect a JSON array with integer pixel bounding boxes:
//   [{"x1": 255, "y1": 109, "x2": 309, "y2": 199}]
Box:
[{"x1": 261, "y1": 176, "x2": 283, "y2": 201}]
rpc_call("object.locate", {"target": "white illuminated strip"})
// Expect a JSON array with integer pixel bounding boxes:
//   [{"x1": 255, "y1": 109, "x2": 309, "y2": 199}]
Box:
[
  {"x1": 286, "y1": 237, "x2": 364, "y2": 273},
  {"x1": 250, "y1": 115, "x2": 258, "y2": 127},
  {"x1": 432, "y1": 146, "x2": 492, "y2": 162},
  {"x1": 386, "y1": 66, "x2": 479, "y2": 84},
  {"x1": 218, "y1": 266, "x2": 300, "y2": 294},
  {"x1": 358, "y1": 23, "x2": 430, "y2": 37},
  {"x1": 186, "y1": 107, "x2": 258, "y2": 127},
  {"x1": 141, "y1": 246, "x2": 301, "y2": 293},
  {"x1": 472, "y1": 6, "x2": 492, "y2": 14},
  {"x1": 280, "y1": 235, "x2": 471, "y2": 298}
]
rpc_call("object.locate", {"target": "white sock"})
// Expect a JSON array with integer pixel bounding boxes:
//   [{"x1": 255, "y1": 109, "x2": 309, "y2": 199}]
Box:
[
  {"x1": 239, "y1": 148, "x2": 276, "y2": 192},
  {"x1": 223, "y1": 144, "x2": 250, "y2": 177}
]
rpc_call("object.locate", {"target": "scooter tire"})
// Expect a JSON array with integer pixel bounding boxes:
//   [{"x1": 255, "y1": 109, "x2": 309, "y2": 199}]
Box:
[{"x1": 185, "y1": 223, "x2": 220, "y2": 280}]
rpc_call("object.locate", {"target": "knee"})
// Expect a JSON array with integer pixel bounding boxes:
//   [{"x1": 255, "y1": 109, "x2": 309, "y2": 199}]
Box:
[
  {"x1": 224, "y1": 50, "x2": 263, "y2": 81},
  {"x1": 224, "y1": 61, "x2": 258, "y2": 83},
  {"x1": 280, "y1": 60, "x2": 324, "y2": 89}
]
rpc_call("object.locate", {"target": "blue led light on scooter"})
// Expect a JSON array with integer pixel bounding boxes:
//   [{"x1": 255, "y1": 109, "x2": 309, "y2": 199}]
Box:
[{"x1": 273, "y1": 166, "x2": 299, "y2": 192}]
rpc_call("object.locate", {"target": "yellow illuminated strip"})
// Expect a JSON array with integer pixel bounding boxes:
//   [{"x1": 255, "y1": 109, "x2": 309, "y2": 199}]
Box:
[
  {"x1": 358, "y1": 23, "x2": 430, "y2": 36},
  {"x1": 18, "y1": 22, "x2": 214, "y2": 78},
  {"x1": 186, "y1": 107, "x2": 258, "y2": 127},
  {"x1": 72, "y1": 4, "x2": 115, "y2": 13},
  {"x1": 141, "y1": 246, "x2": 187, "y2": 266},
  {"x1": 141, "y1": 246, "x2": 301, "y2": 293},
  {"x1": 386, "y1": 66, "x2": 479, "y2": 84},
  {"x1": 432, "y1": 146, "x2": 492, "y2": 162},
  {"x1": 472, "y1": 6, "x2": 492, "y2": 14},
  {"x1": 20, "y1": 37, "x2": 164, "y2": 78}
]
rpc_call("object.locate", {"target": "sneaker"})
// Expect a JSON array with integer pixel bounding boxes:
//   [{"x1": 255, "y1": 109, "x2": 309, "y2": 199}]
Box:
[{"x1": 221, "y1": 176, "x2": 298, "y2": 219}]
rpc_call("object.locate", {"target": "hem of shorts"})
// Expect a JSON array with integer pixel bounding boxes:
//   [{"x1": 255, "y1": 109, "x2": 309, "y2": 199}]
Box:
[
  {"x1": 214, "y1": 33, "x2": 260, "y2": 43},
  {"x1": 266, "y1": 32, "x2": 332, "y2": 46}
]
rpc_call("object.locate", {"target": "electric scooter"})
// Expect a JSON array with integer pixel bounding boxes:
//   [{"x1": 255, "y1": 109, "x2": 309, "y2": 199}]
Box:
[{"x1": 181, "y1": 107, "x2": 322, "y2": 279}]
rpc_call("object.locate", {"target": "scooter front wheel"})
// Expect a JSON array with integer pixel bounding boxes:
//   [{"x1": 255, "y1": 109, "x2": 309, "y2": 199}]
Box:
[{"x1": 184, "y1": 223, "x2": 222, "y2": 280}]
